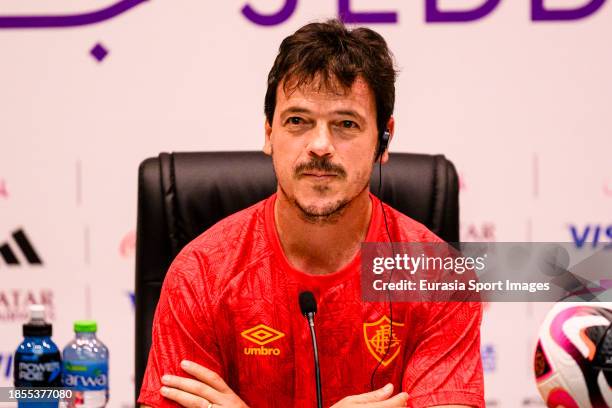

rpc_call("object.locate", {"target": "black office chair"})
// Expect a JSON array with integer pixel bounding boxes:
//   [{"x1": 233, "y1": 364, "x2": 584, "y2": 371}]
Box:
[{"x1": 134, "y1": 151, "x2": 460, "y2": 402}]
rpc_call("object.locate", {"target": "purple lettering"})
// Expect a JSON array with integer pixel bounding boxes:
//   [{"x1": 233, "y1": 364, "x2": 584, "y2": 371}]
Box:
[
  {"x1": 592, "y1": 225, "x2": 602, "y2": 247},
  {"x1": 241, "y1": 0, "x2": 297, "y2": 26},
  {"x1": 426, "y1": 0, "x2": 500, "y2": 23},
  {"x1": 532, "y1": 0, "x2": 606, "y2": 21},
  {"x1": 570, "y1": 225, "x2": 590, "y2": 248},
  {"x1": 338, "y1": 0, "x2": 397, "y2": 24}
]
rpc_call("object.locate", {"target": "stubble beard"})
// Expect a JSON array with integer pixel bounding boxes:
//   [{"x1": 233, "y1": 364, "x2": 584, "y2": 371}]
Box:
[
  {"x1": 278, "y1": 181, "x2": 370, "y2": 225},
  {"x1": 272, "y1": 150, "x2": 371, "y2": 224}
]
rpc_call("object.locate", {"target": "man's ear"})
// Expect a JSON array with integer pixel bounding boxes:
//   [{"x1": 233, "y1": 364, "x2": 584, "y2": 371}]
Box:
[
  {"x1": 380, "y1": 117, "x2": 395, "y2": 164},
  {"x1": 263, "y1": 119, "x2": 272, "y2": 156}
]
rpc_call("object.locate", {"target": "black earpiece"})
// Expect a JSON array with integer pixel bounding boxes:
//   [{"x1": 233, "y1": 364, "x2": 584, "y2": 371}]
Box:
[
  {"x1": 377, "y1": 130, "x2": 390, "y2": 160},
  {"x1": 370, "y1": 128, "x2": 395, "y2": 391}
]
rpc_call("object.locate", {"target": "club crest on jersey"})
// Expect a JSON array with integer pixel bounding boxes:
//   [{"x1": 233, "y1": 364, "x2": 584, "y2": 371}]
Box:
[
  {"x1": 241, "y1": 324, "x2": 285, "y2": 356},
  {"x1": 363, "y1": 316, "x2": 405, "y2": 366}
]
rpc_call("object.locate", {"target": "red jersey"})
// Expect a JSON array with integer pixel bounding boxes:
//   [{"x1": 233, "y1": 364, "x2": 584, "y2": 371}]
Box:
[{"x1": 138, "y1": 193, "x2": 484, "y2": 408}]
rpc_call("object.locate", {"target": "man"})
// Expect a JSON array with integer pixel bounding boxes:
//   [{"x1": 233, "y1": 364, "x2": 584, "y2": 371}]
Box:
[{"x1": 139, "y1": 20, "x2": 483, "y2": 408}]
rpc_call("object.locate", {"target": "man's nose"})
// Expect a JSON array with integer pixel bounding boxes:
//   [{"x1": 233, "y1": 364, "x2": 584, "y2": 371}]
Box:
[{"x1": 307, "y1": 124, "x2": 334, "y2": 157}]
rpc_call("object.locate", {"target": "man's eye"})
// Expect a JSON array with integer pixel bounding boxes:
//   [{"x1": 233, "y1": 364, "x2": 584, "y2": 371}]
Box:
[
  {"x1": 287, "y1": 117, "x2": 304, "y2": 125},
  {"x1": 340, "y1": 120, "x2": 358, "y2": 129}
]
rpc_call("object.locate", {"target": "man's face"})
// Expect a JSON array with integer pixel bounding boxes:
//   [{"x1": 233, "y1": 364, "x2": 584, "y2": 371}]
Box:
[{"x1": 264, "y1": 76, "x2": 391, "y2": 222}]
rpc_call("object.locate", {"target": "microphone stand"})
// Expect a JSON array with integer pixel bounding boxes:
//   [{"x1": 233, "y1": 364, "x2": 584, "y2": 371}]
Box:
[
  {"x1": 299, "y1": 291, "x2": 323, "y2": 408},
  {"x1": 305, "y1": 311, "x2": 322, "y2": 408}
]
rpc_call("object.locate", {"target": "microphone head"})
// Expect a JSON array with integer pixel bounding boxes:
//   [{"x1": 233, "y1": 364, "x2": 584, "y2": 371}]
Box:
[{"x1": 299, "y1": 291, "x2": 317, "y2": 315}]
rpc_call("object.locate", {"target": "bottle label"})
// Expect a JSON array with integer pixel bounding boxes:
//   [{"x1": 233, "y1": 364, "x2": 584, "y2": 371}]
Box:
[
  {"x1": 14, "y1": 351, "x2": 62, "y2": 387},
  {"x1": 62, "y1": 361, "x2": 108, "y2": 391},
  {"x1": 67, "y1": 389, "x2": 107, "y2": 408}
]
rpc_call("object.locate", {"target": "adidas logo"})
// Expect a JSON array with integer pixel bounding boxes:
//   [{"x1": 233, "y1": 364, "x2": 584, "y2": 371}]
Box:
[{"x1": 0, "y1": 229, "x2": 43, "y2": 266}]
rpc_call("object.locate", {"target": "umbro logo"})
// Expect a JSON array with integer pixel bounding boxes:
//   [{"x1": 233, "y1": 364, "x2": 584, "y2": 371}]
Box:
[
  {"x1": 241, "y1": 324, "x2": 284, "y2": 356},
  {"x1": 0, "y1": 229, "x2": 43, "y2": 266}
]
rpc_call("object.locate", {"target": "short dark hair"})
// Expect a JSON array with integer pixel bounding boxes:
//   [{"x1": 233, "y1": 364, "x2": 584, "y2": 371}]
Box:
[{"x1": 264, "y1": 19, "x2": 397, "y2": 139}]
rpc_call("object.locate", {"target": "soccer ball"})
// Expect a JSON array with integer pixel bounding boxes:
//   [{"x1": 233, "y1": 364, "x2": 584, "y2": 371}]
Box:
[{"x1": 534, "y1": 303, "x2": 612, "y2": 408}]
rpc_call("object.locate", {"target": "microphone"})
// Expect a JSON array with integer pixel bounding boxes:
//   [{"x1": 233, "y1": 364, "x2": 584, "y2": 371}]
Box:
[{"x1": 299, "y1": 291, "x2": 322, "y2": 408}]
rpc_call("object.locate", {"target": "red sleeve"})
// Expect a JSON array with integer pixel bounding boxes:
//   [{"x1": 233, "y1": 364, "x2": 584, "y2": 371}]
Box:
[
  {"x1": 137, "y1": 248, "x2": 224, "y2": 407},
  {"x1": 402, "y1": 301, "x2": 484, "y2": 408}
]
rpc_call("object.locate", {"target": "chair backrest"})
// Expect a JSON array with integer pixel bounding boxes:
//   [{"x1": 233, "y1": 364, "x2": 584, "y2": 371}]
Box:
[{"x1": 134, "y1": 151, "x2": 459, "y2": 401}]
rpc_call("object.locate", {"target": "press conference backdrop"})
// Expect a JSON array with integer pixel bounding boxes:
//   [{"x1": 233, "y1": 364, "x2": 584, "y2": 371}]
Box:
[{"x1": 1, "y1": 0, "x2": 610, "y2": 406}]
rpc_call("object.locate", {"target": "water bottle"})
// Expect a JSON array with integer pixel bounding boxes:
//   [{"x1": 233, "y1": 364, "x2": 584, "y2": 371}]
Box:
[
  {"x1": 13, "y1": 304, "x2": 62, "y2": 408},
  {"x1": 62, "y1": 320, "x2": 109, "y2": 407}
]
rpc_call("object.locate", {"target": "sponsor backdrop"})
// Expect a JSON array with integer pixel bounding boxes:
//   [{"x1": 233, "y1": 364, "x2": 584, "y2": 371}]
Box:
[{"x1": 1, "y1": 0, "x2": 611, "y2": 406}]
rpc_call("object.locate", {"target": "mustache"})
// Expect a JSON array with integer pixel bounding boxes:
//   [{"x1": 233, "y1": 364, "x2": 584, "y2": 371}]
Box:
[{"x1": 294, "y1": 157, "x2": 347, "y2": 179}]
